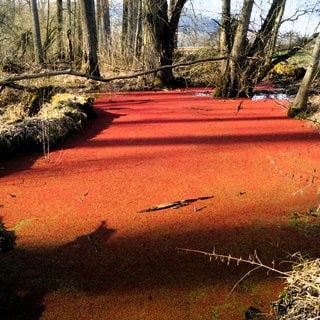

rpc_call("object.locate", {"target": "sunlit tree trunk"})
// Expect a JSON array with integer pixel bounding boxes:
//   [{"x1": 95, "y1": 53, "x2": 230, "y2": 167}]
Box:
[
  {"x1": 289, "y1": 32, "x2": 320, "y2": 116},
  {"x1": 228, "y1": 0, "x2": 254, "y2": 97},
  {"x1": 215, "y1": 0, "x2": 288, "y2": 98},
  {"x1": 219, "y1": 0, "x2": 230, "y2": 54}
]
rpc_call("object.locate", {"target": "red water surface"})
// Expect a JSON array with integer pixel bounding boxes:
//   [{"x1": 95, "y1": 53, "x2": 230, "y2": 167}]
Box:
[{"x1": 1, "y1": 88, "x2": 320, "y2": 319}]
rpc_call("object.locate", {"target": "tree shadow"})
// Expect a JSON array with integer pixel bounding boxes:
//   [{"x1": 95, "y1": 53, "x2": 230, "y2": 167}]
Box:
[
  {"x1": 0, "y1": 220, "x2": 115, "y2": 319},
  {"x1": 0, "y1": 109, "x2": 123, "y2": 178},
  {"x1": 1, "y1": 214, "x2": 320, "y2": 318}
]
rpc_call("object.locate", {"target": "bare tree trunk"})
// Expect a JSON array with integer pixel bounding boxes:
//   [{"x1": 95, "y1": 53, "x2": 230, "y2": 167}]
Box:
[
  {"x1": 75, "y1": 0, "x2": 83, "y2": 61},
  {"x1": 219, "y1": 0, "x2": 231, "y2": 57},
  {"x1": 96, "y1": 0, "x2": 111, "y2": 58},
  {"x1": 66, "y1": 0, "x2": 74, "y2": 62},
  {"x1": 142, "y1": 0, "x2": 187, "y2": 86},
  {"x1": 289, "y1": 32, "x2": 320, "y2": 117},
  {"x1": 246, "y1": 0, "x2": 286, "y2": 86},
  {"x1": 228, "y1": 0, "x2": 254, "y2": 97},
  {"x1": 56, "y1": 0, "x2": 63, "y2": 59},
  {"x1": 215, "y1": 0, "x2": 289, "y2": 98},
  {"x1": 121, "y1": 0, "x2": 129, "y2": 58},
  {"x1": 102, "y1": 0, "x2": 111, "y2": 51},
  {"x1": 142, "y1": 0, "x2": 158, "y2": 79},
  {"x1": 121, "y1": 0, "x2": 139, "y2": 65},
  {"x1": 96, "y1": 0, "x2": 102, "y2": 44},
  {"x1": 30, "y1": 0, "x2": 43, "y2": 63},
  {"x1": 133, "y1": 0, "x2": 143, "y2": 63},
  {"x1": 80, "y1": 0, "x2": 100, "y2": 76}
]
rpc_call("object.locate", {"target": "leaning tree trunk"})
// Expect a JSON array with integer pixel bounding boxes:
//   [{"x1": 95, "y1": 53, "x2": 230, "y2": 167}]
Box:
[
  {"x1": 80, "y1": 0, "x2": 100, "y2": 76},
  {"x1": 244, "y1": 0, "x2": 286, "y2": 92},
  {"x1": 289, "y1": 32, "x2": 320, "y2": 117}
]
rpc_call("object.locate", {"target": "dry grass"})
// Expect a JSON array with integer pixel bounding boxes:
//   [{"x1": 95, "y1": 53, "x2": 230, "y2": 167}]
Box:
[
  {"x1": 272, "y1": 255, "x2": 320, "y2": 319},
  {"x1": 0, "y1": 91, "x2": 92, "y2": 158},
  {"x1": 177, "y1": 248, "x2": 320, "y2": 319},
  {"x1": 307, "y1": 95, "x2": 320, "y2": 129}
]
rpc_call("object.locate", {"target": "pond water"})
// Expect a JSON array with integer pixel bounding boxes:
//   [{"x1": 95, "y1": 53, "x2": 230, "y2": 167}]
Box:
[
  {"x1": 252, "y1": 91, "x2": 294, "y2": 101},
  {"x1": 194, "y1": 91, "x2": 294, "y2": 100}
]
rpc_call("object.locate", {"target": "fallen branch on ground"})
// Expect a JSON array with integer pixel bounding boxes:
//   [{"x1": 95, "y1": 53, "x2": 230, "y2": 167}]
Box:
[{"x1": 137, "y1": 195, "x2": 214, "y2": 213}]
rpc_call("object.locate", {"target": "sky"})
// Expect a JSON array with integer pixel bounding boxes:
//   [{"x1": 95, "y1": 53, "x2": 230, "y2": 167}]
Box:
[{"x1": 184, "y1": 0, "x2": 319, "y2": 35}]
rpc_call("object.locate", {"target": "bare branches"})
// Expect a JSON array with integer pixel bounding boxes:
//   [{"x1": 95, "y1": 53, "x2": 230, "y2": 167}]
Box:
[
  {"x1": 176, "y1": 247, "x2": 288, "y2": 294},
  {"x1": 177, "y1": 247, "x2": 287, "y2": 274}
]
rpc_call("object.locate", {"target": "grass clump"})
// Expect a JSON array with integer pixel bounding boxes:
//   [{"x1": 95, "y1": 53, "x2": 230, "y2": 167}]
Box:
[
  {"x1": 272, "y1": 256, "x2": 320, "y2": 319},
  {"x1": 0, "y1": 91, "x2": 95, "y2": 158}
]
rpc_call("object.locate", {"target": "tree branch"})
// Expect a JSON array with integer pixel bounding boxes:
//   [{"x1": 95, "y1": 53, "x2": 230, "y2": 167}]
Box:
[{"x1": 0, "y1": 56, "x2": 228, "y2": 89}]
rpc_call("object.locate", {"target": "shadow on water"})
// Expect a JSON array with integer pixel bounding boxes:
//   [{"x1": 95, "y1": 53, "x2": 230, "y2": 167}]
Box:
[
  {"x1": 0, "y1": 220, "x2": 115, "y2": 320},
  {"x1": 1, "y1": 214, "x2": 320, "y2": 319},
  {"x1": 0, "y1": 109, "x2": 123, "y2": 178}
]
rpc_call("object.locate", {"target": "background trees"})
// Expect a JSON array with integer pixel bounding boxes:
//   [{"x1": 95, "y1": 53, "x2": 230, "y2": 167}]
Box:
[{"x1": 0, "y1": 0, "x2": 319, "y2": 96}]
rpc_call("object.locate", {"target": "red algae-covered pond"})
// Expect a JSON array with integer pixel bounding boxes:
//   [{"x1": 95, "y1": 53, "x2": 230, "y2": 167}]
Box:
[{"x1": 1, "y1": 88, "x2": 320, "y2": 319}]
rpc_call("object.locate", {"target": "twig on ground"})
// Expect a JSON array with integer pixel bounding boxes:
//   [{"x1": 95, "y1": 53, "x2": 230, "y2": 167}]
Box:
[{"x1": 137, "y1": 195, "x2": 214, "y2": 213}]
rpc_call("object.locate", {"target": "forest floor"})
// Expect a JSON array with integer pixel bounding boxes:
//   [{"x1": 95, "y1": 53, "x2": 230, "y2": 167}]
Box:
[{"x1": 1, "y1": 86, "x2": 320, "y2": 319}]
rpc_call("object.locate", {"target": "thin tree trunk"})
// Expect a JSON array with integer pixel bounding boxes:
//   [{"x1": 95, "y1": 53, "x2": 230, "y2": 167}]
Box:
[
  {"x1": 133, "y1": 0, "x2": 142, "y2": 65},
  {"x1": 121, "y1": 0, "x2": 129, "y2": 57},
  {"x1": 66, "y1": 0, "x2": 74, "y2": 62},
  {"x1": 56, "y1": 0, "x2": 63, "y2": 59},
  {"x1": 30, "y1": 0, "x2": 43, "y2": 63},
  {"x1": 289, "y1": 32, "x2": 320, "y2": 116},
  {"x1": 102, "y1": 0, "x2": 111, "y2": 50}
]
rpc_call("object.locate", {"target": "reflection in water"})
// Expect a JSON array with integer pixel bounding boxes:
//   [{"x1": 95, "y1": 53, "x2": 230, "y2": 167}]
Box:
[
  {"x1": 252, "y1": 92, "x2": 294, "y2": 101},
  {"x1": 194, "y1": 91, "x2": 294, "y2": 101}
]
